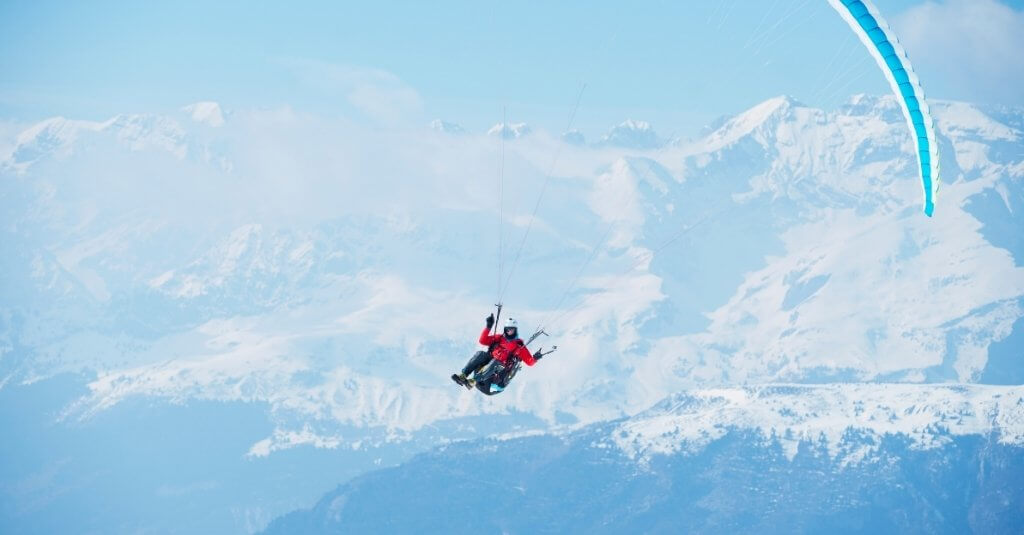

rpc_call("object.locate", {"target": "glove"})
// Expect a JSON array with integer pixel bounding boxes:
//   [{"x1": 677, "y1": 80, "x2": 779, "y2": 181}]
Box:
[
  {"x1": 533, "y1": 350, "x2": 543, "y2": 360},
  {"x1": 485, "y1": 313, "x2": 495, "y2": 329}
]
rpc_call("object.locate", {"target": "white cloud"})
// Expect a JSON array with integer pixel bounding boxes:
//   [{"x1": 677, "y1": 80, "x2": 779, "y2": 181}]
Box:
[
  {"x1": 430, "y1": 119, "x2": 465, "y2": 134},
  {"x1": 0, "y1": 119, "x2": 27, "y2": 160},
  {"x1": 7, "y1": 93, "x2": 1024, "y2": 450},
  {"x1": 894, "y1": 0, "x2": 1024, "y2": 104},
  {"x1": 181, "y1": 101, "x2": 225, "y2": 127},
  {"x1": 279, "y1": 58, "x2": 423, "y2": 123},
  {"x1": 487, "y1": 121, "x2": 531, "y2": 139}
]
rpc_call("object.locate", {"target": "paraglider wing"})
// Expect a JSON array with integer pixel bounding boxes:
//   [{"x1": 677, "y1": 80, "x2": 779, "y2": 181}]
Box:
[{"x1": 828, "y1": 0, "x2": 940, "y2": 216}]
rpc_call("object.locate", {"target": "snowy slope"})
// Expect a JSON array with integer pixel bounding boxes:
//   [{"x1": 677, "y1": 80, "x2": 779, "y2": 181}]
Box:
[
  {"x1": 2, "y1": 95, "x2": 1023, "y2": 447},
  {"x1": 263, "y1": 383, "x2": 1024, "y2": 534},
  {"x1": 626, "y1": 94, "x2": 1024, "y2": 396},
  {"x1": 610, "y1": 384, "x2": 1024, "y2": 464},
  {"x1": 3, "y1": 94, "x2": 1023, "y2": 534},
  {"x1": 596, "y1": 119, "x2": 665, "y2": 149}
]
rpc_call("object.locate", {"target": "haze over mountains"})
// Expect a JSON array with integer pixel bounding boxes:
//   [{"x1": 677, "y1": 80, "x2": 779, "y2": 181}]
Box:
[{"x1": 1, "y1": 93, "x2": 1021, "y2": 533}]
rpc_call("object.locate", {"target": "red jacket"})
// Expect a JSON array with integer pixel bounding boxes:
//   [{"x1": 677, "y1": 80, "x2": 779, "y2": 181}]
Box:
[{"x1": 479, "y1": 328, "x2": 537, "y2": 366}]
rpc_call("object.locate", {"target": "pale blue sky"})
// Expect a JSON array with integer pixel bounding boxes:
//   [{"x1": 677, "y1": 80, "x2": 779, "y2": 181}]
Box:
[{"x1": 2, "y1": 0, "x2": 1022, "y2": 137}]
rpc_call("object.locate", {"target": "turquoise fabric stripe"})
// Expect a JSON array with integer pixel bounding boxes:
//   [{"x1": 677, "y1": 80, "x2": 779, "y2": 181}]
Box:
[{"x1": 837, "y1": 0, "x2": 936, "y2": 216}]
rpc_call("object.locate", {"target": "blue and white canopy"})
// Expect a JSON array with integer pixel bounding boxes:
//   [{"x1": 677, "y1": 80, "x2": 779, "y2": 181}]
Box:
[{"x1": 828, "y1": 0, "x2": 940, "y2": 216}]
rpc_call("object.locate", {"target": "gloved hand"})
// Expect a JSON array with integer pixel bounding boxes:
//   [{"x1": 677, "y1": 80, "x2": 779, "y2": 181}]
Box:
[
  {"x1": 533, "y1": 350, "x2": 544, "y2": 360},
  {"x1": 485, "y1": 313, "x2": 495, "y2": 329}
]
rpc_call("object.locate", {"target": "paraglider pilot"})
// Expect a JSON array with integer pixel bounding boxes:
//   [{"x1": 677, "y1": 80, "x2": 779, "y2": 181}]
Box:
[{"x1": 452, "y1": 314, "x2": 542, "y2": 389}]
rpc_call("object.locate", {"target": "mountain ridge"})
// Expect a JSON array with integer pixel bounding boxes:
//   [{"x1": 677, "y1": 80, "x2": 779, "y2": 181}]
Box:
[
  {"x1": 3, "y1": 93, "x2": 1022, "y2": 534},
  {"x1": 3, "y1": 94, "x2": 1022, "y2": 440},
  {"x1": 261, "y1": 382, "x2": 1024, "y2": 534}
]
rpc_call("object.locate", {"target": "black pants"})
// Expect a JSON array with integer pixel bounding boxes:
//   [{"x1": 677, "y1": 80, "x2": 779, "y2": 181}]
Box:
[{"x1": 462, "y1": 350, "x2": 492, "y2": 376}]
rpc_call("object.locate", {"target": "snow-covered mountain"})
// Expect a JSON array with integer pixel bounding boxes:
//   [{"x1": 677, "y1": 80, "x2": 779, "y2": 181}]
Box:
[
  {"x1": 2, "y1": 94, "x2": 1022, "y2": 533},
  {"x1": 596, "y1": 118, "x2": 664, "y2": 149},
  {"x1": 263, "y1": 384, "x2": 1024, "y2": 534},
  {"x1": 4, "y1": 93, "x2": 1022, "y2": 435},
  {"x1": 487, "y1": 121, "x2": 532, "y2": 139},
  {"x1": 609, "y1": 384, "x2": 1024, "y2": 463},
  {"x1": 561, "y1": 128, "x2": 586, "y2": 145},
  {"x1": 182, "y1": 101, "x2": 226, "y2": 127},
  {"x1": 1, "y1": 103, "x2": 233, "y2": 176},
  {"x1": 429, "y1": 119, "x2": 465, "y2": 134}
]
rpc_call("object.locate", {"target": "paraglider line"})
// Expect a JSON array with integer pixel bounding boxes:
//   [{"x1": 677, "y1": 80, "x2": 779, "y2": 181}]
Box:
[
  {"x1": 497, "y1": 106, "x2": 507, "y2": 302},
  {"x1": 714, "y1": 0, "x2": 740, "y2": 31},
  {"x1": 807, "y1": 34, "x2": 858, "y2": 104},
  {"x1": 706, "y1": 2, "x2": 726, "y2": 26},
  {"x1": 753, "y1": 3, "x2": 820, "y2": 56},
  {"x1": 820, "y1": 57, "x2": 873, "y2": 106},
  {"x1": 741, "y1": 0, "x2": 783, "y2": 50},
  {"x1": 544, "y1": 209, "x2": 718, "y2": 332},
  {"x1": 497, "y1": 82, "x2": 587, "y2": 303},
  {"x1": 538, "y1": 221, "x2": 615, "y2": 330},
  {"x1": 742, "y1": 0, "x2": 812, "y2": 52},
  {"x1": 535, "y1": 153, "x2": 672, "y2": 332}
]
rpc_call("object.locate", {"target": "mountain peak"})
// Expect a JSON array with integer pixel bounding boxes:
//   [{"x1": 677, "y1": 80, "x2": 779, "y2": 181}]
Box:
[
  {"x1": 181, "y1": 101, "x2": 225, "y2": 127},
  {"x1": 562, "y1": 129, "x2": 586, "y2": 145},
  {"x1": 597, "y1": 119, "x2": 663, "y2": 149},
  {"x1": 701, "y1": 95, "x2": 801, "y2": 151},
  {"x1": 102, "y1": 113, "x2": 189, "y2": 158},
  {"x1": 931, "y1": 100, "x2": 1021, "y2": 142},
  {"x1": 429, "y1": 119, "x2": 465, "y2": 134},
  {"x1": 487, "y1": 121, "x2": 531, "y2": 139},
  {"x1": 5, "y1": 117, "x2": 105, "y2": 171},
  {"x1": 839, "y1": 93, "x2": 903, "y2": 123}
]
